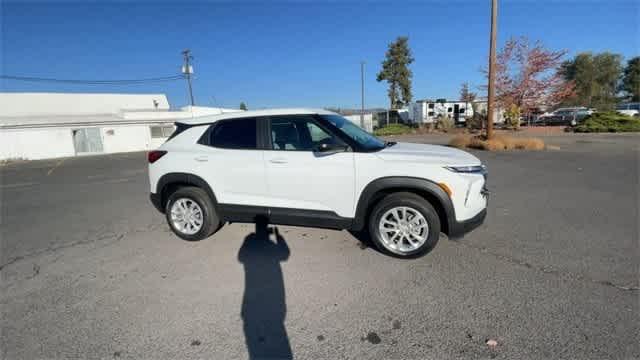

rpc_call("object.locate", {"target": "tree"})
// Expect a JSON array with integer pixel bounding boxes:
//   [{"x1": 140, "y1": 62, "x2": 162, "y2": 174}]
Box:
[
  {"x1": 459, "y1": 82, "x2": 477, "y2": 103},
  {"x1": 622, "y1": 57, "x2": 640, "y2": 102},
  {"x1": 377, "y1": 36, "x2": 414, "y2": 109},
  {"x1": 239, "y1": 102, "x2": 248, "y2": 110},
  {"x1": 484, "y1": 37, "x2": 575, "y2": 116},
  {"x1": 460, "y1": 82, "x2": 479, "y2": 128},
  {"x1": 560, "y1": 52, "x2": 623, "y2": 109}
]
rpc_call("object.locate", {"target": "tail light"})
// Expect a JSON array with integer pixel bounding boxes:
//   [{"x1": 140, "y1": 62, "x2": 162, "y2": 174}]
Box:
[{"x1": 148, "y1": 150, "x2": 167, "y2": 163}]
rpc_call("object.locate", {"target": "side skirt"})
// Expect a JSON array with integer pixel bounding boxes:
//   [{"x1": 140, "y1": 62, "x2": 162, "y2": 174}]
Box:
[{"x1": 218, "y1": 204, "x2": 353, "y2": 230}]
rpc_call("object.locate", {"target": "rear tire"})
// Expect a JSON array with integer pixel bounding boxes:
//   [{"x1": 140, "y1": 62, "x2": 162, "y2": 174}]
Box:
[
  {"x1": 165, "y1": 187, "x2": 221, "y2": 241},
  {"x1": 368, "y1": 192, "x2": 440, "y2": 258}
]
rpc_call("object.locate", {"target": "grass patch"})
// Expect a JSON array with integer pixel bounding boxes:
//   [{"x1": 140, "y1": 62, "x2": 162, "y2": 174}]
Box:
[
  {"x1": 374, "y1": 123, "x2": 413, "y2": 136},
  {"x1": 449, "y1": 135, "x2": 545, "y2": 151},
  {"x1": 573, "y1": 112, "x2": 640, "y2": 133}
]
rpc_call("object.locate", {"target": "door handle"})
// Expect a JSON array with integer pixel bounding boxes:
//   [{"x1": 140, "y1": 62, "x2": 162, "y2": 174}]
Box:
[
  {"x1": 194, "y1": 156, "x2": 208, "y2": 162},
  {"x1": 269, "y1": 158, "x2": 288, "y2": 164}
]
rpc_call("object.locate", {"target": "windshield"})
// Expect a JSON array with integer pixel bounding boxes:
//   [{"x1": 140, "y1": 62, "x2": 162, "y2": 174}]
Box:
[{"x1": 320, "y1": 114, "x2": 386, "y2": 151}]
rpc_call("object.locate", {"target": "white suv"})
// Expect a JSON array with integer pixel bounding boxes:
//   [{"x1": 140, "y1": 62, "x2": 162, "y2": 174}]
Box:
[{"x1": 148, "y1": 109, "x2": 488, "y2": 258}]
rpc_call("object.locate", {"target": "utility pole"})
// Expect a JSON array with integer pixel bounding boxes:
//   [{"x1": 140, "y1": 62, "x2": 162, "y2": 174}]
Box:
[
  {"x1": 182, "y1": 49, "x2": 195, "y2": 106},
  {"x1": 486, "y1": 0, "x2": 498, "y2": 139},
  {"x1": 360, "y1": 61, "x2": 365, "y2": 129}
]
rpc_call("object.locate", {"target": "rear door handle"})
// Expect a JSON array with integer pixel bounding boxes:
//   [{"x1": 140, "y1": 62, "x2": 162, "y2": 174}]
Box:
[
  {"x1": 194, "y1": 156, "x2": 208, "y2": 162},
  {"x1": 269, "y1": 158, "x2": 288, "y2": 164}
]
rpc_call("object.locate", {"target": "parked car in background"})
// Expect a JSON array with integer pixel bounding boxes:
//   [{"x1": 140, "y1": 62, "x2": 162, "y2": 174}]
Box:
[
  {"x1": 536, "y1": 107, "x2": 594, "y2": 126},
  {"x1": 616, "y1": 103, "x2": 639, "y2": 117}
]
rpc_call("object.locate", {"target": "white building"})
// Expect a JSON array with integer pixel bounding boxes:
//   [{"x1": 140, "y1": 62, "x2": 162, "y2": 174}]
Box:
[
  {"x1": 343, "y1": 113, "x2": 374, "y2": 132},
  {"x1": 0, "y1": 93, "x2": 240, "y2": 160}
]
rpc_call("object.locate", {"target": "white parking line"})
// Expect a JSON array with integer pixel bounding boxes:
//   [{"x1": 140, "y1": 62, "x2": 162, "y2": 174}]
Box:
[
  {"x1": 0, "y1": 182, "x2": 39, "y2": 189},
  {"x1": 121, "y1": 169, "x2": 145, "y2": 176},
  {"x1": 46, "y1": 159, "x2": 65, "y2": 176},
  {"x1": 91, "y1": 178, "x2": 132, "y2": 185}
]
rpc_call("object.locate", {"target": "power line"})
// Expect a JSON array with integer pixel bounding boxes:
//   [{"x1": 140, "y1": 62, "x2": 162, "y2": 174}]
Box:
[{"x1": 0, "y1": 74, "x2": 184, "y2": 85}]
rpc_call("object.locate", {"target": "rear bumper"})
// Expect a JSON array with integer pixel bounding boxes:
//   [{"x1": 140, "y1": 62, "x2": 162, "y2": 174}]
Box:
[
  {"x1": 150, "y1": 193, "x2": 164, "y2": 213},
  {"x1": 448, "y1": 208, "x2": 487, "y2": 240}
]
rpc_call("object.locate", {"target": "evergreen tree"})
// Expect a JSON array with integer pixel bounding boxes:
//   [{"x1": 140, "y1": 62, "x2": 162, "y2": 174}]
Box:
[
  {"x1": 376, "y1": 36, "x2": 414, "y2": 109},
  {"x1": 622, "y1": 57, "x2": 640, "y2": 102}
]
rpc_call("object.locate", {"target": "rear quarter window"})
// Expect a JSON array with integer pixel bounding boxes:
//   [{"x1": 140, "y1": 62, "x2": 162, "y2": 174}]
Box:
[{"x1": 203, "y1": 118, "x2": 258, "y2": 149}]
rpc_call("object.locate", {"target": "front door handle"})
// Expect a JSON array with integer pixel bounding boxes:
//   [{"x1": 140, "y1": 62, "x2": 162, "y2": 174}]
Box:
[
  {"x1": 194, "y1": 156, "x2": 208, "y2": 162},
  {"x1": 269, "y1": 158, "x2": 288, "y2": 164}
]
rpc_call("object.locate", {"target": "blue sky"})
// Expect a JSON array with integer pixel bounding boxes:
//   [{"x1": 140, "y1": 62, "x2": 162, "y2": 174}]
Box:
[{"x1": 2, "y1": 1, "x2": 638, "y2": 109}]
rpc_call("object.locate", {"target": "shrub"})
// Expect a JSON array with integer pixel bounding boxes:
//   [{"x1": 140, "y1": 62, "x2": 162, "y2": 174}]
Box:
[
  {"x1": 504, "y1": 104, "x2": 521, "y2": 130},
  {"x1": 449, "y1": 135, "x2": 471, "y2": 148},
  {"x1": 449, "y1": 135, "x2": 545, "y2": 151},
  {"x1": 373, "y1": 123, "x2": 413, "y2": 136},
  {"x1": 573, "y1": 112, "x2": 640, "y2": 133},
  {"x1": 466, "y1": 113, "x2": 484, "y2": 130},
  {"x1": 436, "y1": 115, "x2": 455, "y2": 132}
]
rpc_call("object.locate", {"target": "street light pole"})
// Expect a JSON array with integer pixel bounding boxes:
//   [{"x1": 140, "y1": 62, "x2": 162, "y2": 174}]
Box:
[
  {"x1": 486, "y1": 0, "x2": 498, "y2": 139},
  {"x1": 360, "y1": 61, "x2": 365, "y2": 129}
]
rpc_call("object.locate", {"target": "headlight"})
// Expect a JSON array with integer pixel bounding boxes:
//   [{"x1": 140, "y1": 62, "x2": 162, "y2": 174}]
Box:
[{"x1": 444, "y1": 165, "x2": 486, "y2": 174}]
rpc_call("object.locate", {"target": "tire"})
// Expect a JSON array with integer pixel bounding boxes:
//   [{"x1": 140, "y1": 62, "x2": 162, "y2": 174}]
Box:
[
  {"x1": 368, "y1": 192, "x2": 440, "y2": 258},
  {"x1": 165, "y1": 186, "x2": 221, "y2": 241}
]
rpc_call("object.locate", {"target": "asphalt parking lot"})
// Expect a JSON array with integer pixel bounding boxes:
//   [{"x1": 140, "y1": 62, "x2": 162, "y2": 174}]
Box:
[{"x1": 1, "y1": 133, "x2": 638, "y2": 359}]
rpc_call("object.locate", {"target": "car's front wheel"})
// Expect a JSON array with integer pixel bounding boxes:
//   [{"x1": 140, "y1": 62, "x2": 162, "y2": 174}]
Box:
[
  {"x1": 165, "y1": 187, "x2": 221, "y2": 241},
  {"x1": 368, "y1": 192, "x2": 440, "y2": 258}
]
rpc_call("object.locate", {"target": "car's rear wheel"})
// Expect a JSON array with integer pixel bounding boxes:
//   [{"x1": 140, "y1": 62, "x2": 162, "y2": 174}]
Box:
[
  {"x1": 165, "y1": 187, "x2": 221, "y2": 241},
  {"x1": 368, "y1": 192, "x2": 440, "y2": 258}
]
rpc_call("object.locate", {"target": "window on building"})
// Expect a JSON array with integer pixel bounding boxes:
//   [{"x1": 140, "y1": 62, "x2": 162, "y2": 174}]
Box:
[
  {"x1": 428, "y1": 103, "x2": 435, "y2": 109},
  {"x1": 447, "y1": 107, "x2": 453, "y2": 112},
  {"x1": 150, "y1": 125, "x2": 175, "y2": 138},
  {"x1": 210, "y1": 118, "x2": 257, "y2": 149}
]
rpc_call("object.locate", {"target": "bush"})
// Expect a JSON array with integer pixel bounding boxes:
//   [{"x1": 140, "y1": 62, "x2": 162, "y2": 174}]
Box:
[
  {"x1": 466, "y1": 113, "x2": 484, "y2": 130},
  {"x1": 436, "y1": 115, "x2": 455, "y2": 132},
  {"x1": 374, "y1": 123, "x2": 413, "y2": 136},
  {"x1": 573, "y1": 112, "x2": 640, "y2": 133},
  {"x1": 449, "y1": 135, "x2": 545, "y2": 151},
  {"x1": 504, "y1": 104, "x2": 521, "y2": 130}
]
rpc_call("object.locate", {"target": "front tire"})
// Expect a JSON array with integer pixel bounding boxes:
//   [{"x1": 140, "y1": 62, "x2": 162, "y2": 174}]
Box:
[
  {"x1": 165, "y1": 187, "x2": 221, "y2": 241},
  {"x1": 368, "y1": 192, "x2": 440, "y2": 258}
]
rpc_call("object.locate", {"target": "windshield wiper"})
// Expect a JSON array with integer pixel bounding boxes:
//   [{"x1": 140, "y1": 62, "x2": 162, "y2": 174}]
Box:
[{"x1": 385, "y1": 141, "x2": 397, "y2": 147}]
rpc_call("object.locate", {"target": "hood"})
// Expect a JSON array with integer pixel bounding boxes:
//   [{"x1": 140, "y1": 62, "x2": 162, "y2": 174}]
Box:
[{"x1": 376, "y1": 142, "x2": 481, "y2": 166}]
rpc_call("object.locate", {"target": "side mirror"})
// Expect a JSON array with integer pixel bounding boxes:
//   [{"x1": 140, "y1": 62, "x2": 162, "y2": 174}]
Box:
[{"x1": 315, "y1": 142, "x2": 348, "y2": 154}]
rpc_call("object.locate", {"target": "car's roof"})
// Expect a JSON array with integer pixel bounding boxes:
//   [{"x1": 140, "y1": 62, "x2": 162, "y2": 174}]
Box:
[{"x1": 178, "y1": 108, "x2": 336, "y2": 126}]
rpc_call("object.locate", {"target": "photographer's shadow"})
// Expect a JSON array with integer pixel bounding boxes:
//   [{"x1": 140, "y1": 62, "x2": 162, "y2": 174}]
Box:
[{"x1": 238, "y1": 218, "x2": 292, "y2": 360}]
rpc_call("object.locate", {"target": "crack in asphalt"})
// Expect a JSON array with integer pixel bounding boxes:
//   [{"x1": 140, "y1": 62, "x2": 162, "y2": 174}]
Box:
[
  {"x1": 458, "y1": 242, "x2": 639, "y2": 292},
  {"x1": 0, "y1": 222, "x2": 165, "y2": 273}
]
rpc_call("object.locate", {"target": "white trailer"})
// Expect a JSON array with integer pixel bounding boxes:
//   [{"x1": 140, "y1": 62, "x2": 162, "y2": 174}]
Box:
[{"x1": 409, "y1": 100, "x2": 474, "y2": 125}]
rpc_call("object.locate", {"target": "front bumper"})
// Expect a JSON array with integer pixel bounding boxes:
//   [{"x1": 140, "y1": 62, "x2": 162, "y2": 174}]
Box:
[
  {"x1": 448, "y1": 208, "x2": 487, "y2": 240},
  {"x1": 449, "y1": 175, "x2": 488, "y2": 240}
]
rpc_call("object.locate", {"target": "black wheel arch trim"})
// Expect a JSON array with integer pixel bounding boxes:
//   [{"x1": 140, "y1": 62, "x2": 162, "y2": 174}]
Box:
[
  {"x1": 352, "y1": 176, "x2": 457, "y2": 236},
  {"x1": 154, "y1": 172, "x2": 219, "y2": 213}
]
